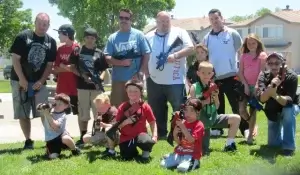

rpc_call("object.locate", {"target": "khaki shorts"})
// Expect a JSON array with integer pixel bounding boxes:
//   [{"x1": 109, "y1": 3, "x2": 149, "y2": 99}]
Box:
[
  {"x1": 110, "y1": 81, "x2": 128, "y2": 108},
  {"x1": 87, "y1": 130, "x2": 119, "y2": 146},
  {"x1": 77, "y1": 89, "x2": 101, "y2": 121},
  {"x1": 11, "y1": 80, "x2": 48, "y2": 119}
]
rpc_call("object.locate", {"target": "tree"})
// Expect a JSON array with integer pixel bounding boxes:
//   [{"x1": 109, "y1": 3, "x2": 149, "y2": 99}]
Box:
[
  {"x1": 0, "y1": 0, "x2": 33, "y2": 52},
  {"x1": 229, "y1": 7, "x2": 272, "y2": 22},
  {"x1": 49, "y1": 0, "x2": 176, "y2": 48}
]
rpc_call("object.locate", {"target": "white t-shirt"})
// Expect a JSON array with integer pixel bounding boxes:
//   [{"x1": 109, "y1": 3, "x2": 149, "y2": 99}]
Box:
[{"x1": 146, "y1": 27, "x2": 193, "y2": 85}]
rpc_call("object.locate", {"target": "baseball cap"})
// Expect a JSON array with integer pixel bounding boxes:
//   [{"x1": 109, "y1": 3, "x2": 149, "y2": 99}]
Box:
[
  {"x1": 266, "y1": 52, "x2": 285, "y2": 62},
  {"x1": 54, "y1": 24, "x2": 75, "y2": 38},
  {"x1": 84, "y1": 27, "x2": 98, "y2": 38}
]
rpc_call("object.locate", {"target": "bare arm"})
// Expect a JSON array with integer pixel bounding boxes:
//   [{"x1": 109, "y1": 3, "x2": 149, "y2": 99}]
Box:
[
  {"x1": 100, "y1": 70, "x2": 106, "y2": 81},
  {"x1": 44, "y1": 113, "x2": 62, "y2": 131},
  {"x1": 70, "y1": 64, "x2": 80, "y2": 76},
  {"x1": 12, "y1": 53, "x2": 26, "y2": 81},
  {"x1": 175, "y1": 46, "x2": 194, "y2": 60},
  {"x1": 39, "y1": 62, "x2": 53, "y2": 83},
  {"x1": 180, "y1": 125, "x2": 195, "y2": 143},
  {"x1": 140, "y1": 53, "x2": 150, "y2": 76},
  {"x1": 189, "y1": 85, "x2": 196, "y2": 98},
  {"x1": 105, "y1": 56, "x2": 126, "y2": 66},
  {"x1": 238, "y1": 56, "x2": 248, "y2": 85},
  {"x1": 149, "y1": 121, "x2": 158, "y2": 138},
  {"x1": 173, "y1": 127, "x2": 181, "y2": 145}
]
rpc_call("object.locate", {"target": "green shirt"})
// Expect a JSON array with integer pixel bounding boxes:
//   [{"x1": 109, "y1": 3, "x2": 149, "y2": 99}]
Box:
[{"x1": 193, "y1": 82, "x2": 217, "y2": 129}]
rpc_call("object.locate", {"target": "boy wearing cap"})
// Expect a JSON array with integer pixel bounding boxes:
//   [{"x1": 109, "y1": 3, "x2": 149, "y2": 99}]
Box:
[
  {"x1": 160, "y1": 98, "x2": 204, "y2": 173},
  {"x1": 256, "y1": 52, "x2": 299, "y2": 156},
  {"x1": 70, "y1": 27, "x2": 109, "y2": 146},
  {"x1": 38, "y1": 93, "x2": 81, "y2": 159},
  {"x1": 53, "y1": 24, "x2": 79, "y2": 116},
  {"x1": 111, "y1": 79, "x2": 157, "y2": 162}
]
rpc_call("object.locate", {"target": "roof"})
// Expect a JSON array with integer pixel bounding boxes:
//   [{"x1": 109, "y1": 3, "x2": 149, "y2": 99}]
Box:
[
  {"x1": 143, "y1": 17, "x2": 233, "y2": 33},
  {"x1": 229, "y1": 10, "x2": 300, "y2": 27}
]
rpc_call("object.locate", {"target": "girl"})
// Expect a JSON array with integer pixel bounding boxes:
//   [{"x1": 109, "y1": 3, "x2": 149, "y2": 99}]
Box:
[
  {"x1": 186, "y1": 43, "x2": 209, "y2": 88},
  {"x1": 238, "y1": 33, "x2": 267, "y2": 144}
]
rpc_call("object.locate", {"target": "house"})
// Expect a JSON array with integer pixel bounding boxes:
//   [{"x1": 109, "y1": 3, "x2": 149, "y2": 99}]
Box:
[{"x1": 229, "y1": 5, "x2": 300, "y2": 72}]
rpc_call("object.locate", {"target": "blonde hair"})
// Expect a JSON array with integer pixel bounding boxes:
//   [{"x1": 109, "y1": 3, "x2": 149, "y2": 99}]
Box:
[
  {"x1": 198, "y1": 61, "x2": 214, "y2": 70},
  {"x1": 93, "y1": 93, "x2": 110, "y2": 104}
]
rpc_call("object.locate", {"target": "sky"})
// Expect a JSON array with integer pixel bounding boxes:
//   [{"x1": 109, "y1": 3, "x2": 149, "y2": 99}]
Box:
[{"x1": 21, "y1": 0, "x2": 300, "y2": 41}]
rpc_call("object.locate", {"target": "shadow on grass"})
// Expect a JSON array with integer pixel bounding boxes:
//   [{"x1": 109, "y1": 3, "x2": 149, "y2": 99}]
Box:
[
  {"x1": 0, "y1": 148, "x2": 23, "y2": 155},
  {"x1": 85, "y1": 150, "x2": 102, "y2": 163},
  {"x1": 26, "y1": 154, "x2": 72, "y2": 164},
  {"x1": 250, "y1": 145, "x2": 281, "y2": 164}
]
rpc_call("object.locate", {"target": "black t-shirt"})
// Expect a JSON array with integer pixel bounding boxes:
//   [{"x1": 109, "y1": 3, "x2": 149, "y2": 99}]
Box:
[
  {"x1": 256, "y1": 68, "x2": 298, "y2": 121},
  {"x1": 186, "y1": 61, "x2": 200, "y2": 84},
  {"x1": 9, "y1": 30, "x2": 57, "y2": 83},
  {"x1": 70, "y1": 45, "x2": 109, "y2": 90}
]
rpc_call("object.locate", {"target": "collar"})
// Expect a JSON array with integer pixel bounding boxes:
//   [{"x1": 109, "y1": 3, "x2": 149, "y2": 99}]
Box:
[{"x1": 209, "y1": 26, "x2": 227, "y2": 35}]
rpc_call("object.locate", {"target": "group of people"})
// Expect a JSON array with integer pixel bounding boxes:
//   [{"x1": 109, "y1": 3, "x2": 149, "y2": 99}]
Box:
[{"x1": 8, "y1": 7, "x2": 299, "y2": 173}]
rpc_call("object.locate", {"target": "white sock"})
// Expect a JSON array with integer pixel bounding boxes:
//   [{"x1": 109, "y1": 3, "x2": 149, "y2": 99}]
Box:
[
  {"x1": 226, "y1": 138, "x2": 235, "y2": 146},
  {"x1": 142, "y1": 151, "x2": 150, "y2": 158},
  {"x1": 108, "y1": 149, "x2": 115, "y2": 154}
]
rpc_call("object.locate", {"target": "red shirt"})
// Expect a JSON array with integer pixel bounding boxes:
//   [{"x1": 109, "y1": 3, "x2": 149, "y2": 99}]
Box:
[
  {"x1": 174, "y1": 120, "x2": 204, "y2": 160},
  {"x1": 116, "y1": 102, "x2": 156, "y2": 143},
  {"x1": 54, "y1": 43, "x2": 79, "y2": 96}
]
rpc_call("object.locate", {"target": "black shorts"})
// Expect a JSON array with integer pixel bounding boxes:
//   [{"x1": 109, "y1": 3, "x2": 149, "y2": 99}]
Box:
[
  {"x1": 119, "y1": 133, "x2": 155, "y2": 160},
  {"x1": 46, "y1": 135, "x2": 68, "y2": 155},
  {"x1": 65, "y1": 96, "x2": 78, "y2": 115}
]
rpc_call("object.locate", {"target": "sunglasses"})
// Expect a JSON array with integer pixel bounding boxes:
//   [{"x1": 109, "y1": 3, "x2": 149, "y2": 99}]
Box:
[{"x1": 119, "y1": 16, "x2": 130, "y2": 21}]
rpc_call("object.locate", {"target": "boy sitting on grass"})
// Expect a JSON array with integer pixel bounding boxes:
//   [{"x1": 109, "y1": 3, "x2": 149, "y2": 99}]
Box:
[
  {"x1": 160, "y1": 98, "x2": 204, "y2": 173},
  {"x1": 189, "y1": 61, "x2": 241, "y2": 155},
  {"x1": 82, "y1": 93, "x2": 119, "y2": 158},
  {"x1": 38, "y1": 93, "x2": 81, "y2": 159}
]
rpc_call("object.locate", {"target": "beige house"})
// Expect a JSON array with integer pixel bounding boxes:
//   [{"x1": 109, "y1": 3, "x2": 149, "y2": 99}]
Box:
[{"x1": 229, "y1": 5, "x2": 300, "y2": 72}]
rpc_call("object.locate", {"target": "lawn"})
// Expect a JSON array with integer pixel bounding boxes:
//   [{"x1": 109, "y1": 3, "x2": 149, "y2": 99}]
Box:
[
  {"x1": 0, "y1": 100, "x2": 300, "y2": 175},
  {"x1": 0, "y1": 80, "x2": 11, "y2": 93}
]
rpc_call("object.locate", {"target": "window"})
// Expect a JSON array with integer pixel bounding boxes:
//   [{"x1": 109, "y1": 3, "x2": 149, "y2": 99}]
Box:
[
  {"x1": 236, "y1": 28, "x2": 248, "y2": 38},
  {"x1": 255, "y1": 25, "x2": 283, "y2": 39}
]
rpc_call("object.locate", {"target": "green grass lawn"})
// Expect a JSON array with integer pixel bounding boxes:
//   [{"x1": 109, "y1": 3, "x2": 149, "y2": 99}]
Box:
[
  {"x1": 0, "y1": 80, "x2": 11, "y2": 93},
  {"x1": 0, "y1": 101, "x2": 300, "y2": 175}
]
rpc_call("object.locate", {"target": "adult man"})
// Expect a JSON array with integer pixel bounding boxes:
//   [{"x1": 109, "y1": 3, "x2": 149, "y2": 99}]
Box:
[
  {"x1": 70, "y1": 27, "x2": 109, "y2": 146},
  {"x1": 9, "y1": 13, "x2": 57, "y2": 149},
  {"x1": 146, "y1": 11, "x2": 194, "y2": 139},
  {"x1": 104, "y1": 8, "x2": 151, "y2": 107},
  {"x1": 202, "y1": 9, "x2": 249, "y2": 136},
  {"x1": 53, "y1": 24, "x2": 79, "y2": 115},
  {"x1": 256, "y1": 52, "x2": 299, "y2": 156}
]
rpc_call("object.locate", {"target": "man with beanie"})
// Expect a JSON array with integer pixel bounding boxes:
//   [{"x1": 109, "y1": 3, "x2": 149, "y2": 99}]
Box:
[
  {"x1": 53, "y1": 24, "x2": 79, "y2": 116},
  {"x1": 104, "y1": 8, "x2": 151, "y2": 107},
  {"x1": 256, "y1": 52, "x2": 299, "y2": 156},
  {"x1": 70, "y1": 27, "x2": 109, "y2": 146}
]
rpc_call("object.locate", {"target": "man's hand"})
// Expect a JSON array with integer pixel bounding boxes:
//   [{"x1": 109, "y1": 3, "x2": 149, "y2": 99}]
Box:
[
  {"x1": 132, "y1": 72, "x2": 143, "y2": 81},
  {"x1": 32, "y1": 80, "x2": 43, "y2": 90},
  {"x1": 152, "y1": 135, "x2": 158, "y2": 143},
  {"x1": 167, "y1": 54, "x2": 176, "y2": 63},
  {"x1": 19, "y1": 78, "x2": 28, "y2": 91},
  {"x1": 267, "y1": 84, "x2": 277, "y2": 98},
  {"x1": 121, "y1": 59, "x2": 132, "y2": 67},
  {"x1": 271, "y1": 77, "x2": 281, "y2": 87}
]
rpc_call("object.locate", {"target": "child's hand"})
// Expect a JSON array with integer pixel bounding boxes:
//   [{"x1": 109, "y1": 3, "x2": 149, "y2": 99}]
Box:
[
  {"x1": 176, "y1": 119, "x2": 185, "y2": 129},
  {"x1": 173, "y1": 126, "x2": 181, "y2": 135},
  {"x1": 201, "y1": 98, "x2": 211, "y2": 105}
]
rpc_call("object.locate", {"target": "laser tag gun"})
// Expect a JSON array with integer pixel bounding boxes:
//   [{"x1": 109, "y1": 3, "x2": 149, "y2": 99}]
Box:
[
  {"x1": 92, "y1": 117, "x2": 101, "y2": 136},
  {"x1": 167, "y1": 105, "x2": 185, "y2": 146},
  {"x1": 272, "y1": 62, "x2": 287, "y2": 88},
  {"x1": 106, "y1": 102, "x2": 143, "y2": 141},
  {"x1": 191, "y1": 31, "x2": 200, "y2": 45},
  {"x1": 200, "y1": 81, "x2": 219, "y2": 100},
  {"x1": 112, "y1": 47, "x2": 142, "y2": 60},
  {"x1": 156, "y1": 36, "x2": 183, "y2": 71}
]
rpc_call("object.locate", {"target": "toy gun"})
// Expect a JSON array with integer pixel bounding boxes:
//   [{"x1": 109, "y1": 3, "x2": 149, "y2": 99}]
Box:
[
  {"x1": 112, "y1": 48, "x2": 142, "y2": 60},
  {"x1": 106, "y1": 102, "x2": 142, "y2": 141},
  {"x1": 272, "y1": 62, "x2": 286, "y2": 88},
  {"x1": 156, "y1": 36, "x2": 183, "y2": 71},
  {"x1": 190, "y1": 32, "x2": 200, "y2": 45},
  {"x1": 167, "y1": 105, "x2": 185, "y2": 146},
  {"x1": 201, "y1": 81, "x2": 219, "y2": 100}
]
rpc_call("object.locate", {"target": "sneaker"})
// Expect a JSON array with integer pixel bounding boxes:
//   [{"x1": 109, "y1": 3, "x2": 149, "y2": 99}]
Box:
[
  {"x1": 23, "y1": 139, "x2": 34, "y2": 150},
  {"x1": 49, "y1": 153, "x2": 59, "y2": 159},
  {"x1": 244, "y1": 129, "x2": 250, "y2": 140},
  {"x1": 71, "y1": 147, "x2": 81, "y2": 156},
  {"x1": 223, "y1": 142, "x2": 237, "y2": 152},
  {"x1": 281, "y1": 149, "x2": 295, "y2": 157},
  {"x1": 102, "y1": 150, "x2": 116, "y2": 158},
  {"x1": 101, "y1": 148, "x2": 109, "y2": 154},
  {"x1": 75, "y1": 139, "x2": 84, "y2": 147}
]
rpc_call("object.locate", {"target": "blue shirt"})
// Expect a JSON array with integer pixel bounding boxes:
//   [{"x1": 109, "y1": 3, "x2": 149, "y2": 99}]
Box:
[{"x1": 104, "y1": 28, "x2": 151, "y2": 81}]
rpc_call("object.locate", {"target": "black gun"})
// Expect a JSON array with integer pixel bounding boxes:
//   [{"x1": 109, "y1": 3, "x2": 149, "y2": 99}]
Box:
[
  {"x1": 167, "y1": 105, "x2": 185, "y2": 146},
  {"x1": 190, "y1": 31, "x2": 200, "y2": 45},
  {"x1": 112, "y1": 48, "x2": 142, "y2": 60},
  {"x1": 272, "y1": 62, "x2": 286, "y2": 88},
  {"x1": 156, "y1": 36, "x2": 183, "y2": 71}
]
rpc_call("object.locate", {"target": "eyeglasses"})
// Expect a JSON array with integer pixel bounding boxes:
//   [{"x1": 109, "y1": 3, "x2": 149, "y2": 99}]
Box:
[{"x1": 119, "y1": 16, "x2": 130, "y2": 21}]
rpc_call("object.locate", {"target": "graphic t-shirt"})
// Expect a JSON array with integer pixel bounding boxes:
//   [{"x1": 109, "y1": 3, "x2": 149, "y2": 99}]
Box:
[
  {"x1": 104, "y1": 27, "x2": 151, "y2": 82},
  {"x1": 42, "y1": 111, "x2": 67, "y2": 141},
  {"x1": 9, "y1": 30, "x2": 57, "y2": 83},
  {"x1": 174, "y1": 120, "x2": 204, "y2": 160},
  {"x1": 54, "y1": 43, "x2": 79, "y2": 96},
  {"x1": 115, "y1": 102, "x2": 156, "y2": 143},
  {"x1": 70, "y1": 45, "x2": 109, "y2": 90}
]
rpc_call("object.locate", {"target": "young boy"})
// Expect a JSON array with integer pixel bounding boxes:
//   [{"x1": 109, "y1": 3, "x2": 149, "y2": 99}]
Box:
[
  {"x1": 160, "y1": 98, "x2": 204, "y2": 173},
  {"x1": 38, "y1": 93, "x2": 81, "y2": 159},
  {"x1": 82, "y1": 93, "x2": 119, "y2": 157},
  {"x1": 110, "y1": 79, "x2": 158, "y2": 161},
  {"x1": 189, "y1": 61, "x2": 241, "y2": 154}
]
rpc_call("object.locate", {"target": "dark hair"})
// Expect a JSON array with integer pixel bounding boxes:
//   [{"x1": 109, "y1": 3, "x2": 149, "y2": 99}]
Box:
[
  {"x1": 185, "y1": 98, "x2": 202, "y2": 112},
  {"x1": 120, "y1": 8, "x2": 133, "y2": 18},
  {"x1": 195, "y1": 43, "x2": 209, "y2": 61},
  {"x1": 125, "y1": 79, "x2": 143, "y2": 91},
  {"x1": 208, "y1": 9, "x2": 222, "y2": 17}
]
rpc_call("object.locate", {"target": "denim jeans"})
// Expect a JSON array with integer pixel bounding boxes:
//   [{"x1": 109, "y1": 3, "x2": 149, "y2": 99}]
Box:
[
  {"x1": 268, "y1": 105, "x2": 300, "y2": 150},
  {"x1": 146, "y1": 77, "x2": 186, "y2": 137}
]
